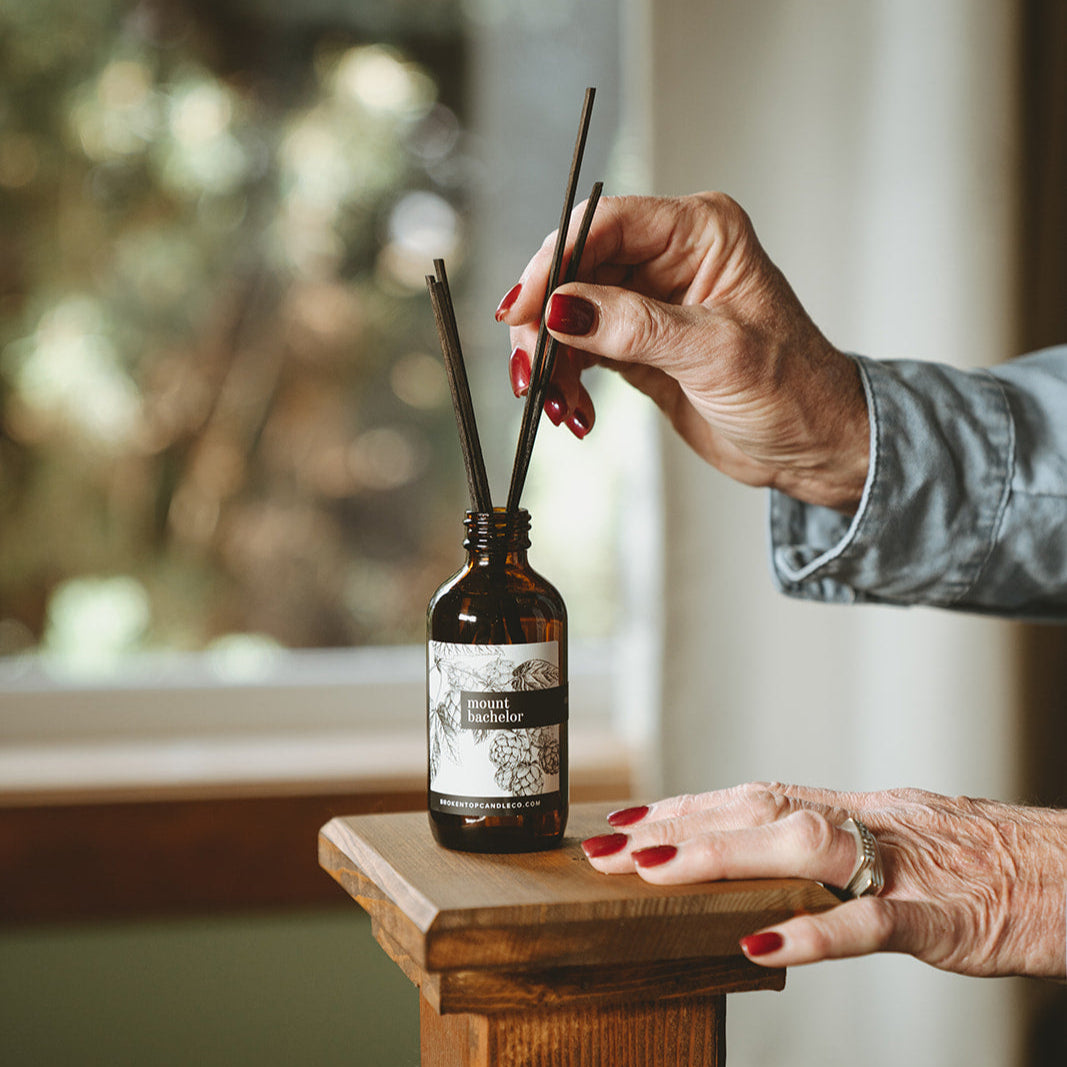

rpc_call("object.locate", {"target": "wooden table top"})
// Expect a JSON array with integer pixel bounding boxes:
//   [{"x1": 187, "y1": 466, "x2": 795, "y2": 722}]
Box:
[{"x1": 319, "y1": 803, "x2": 840, "y2": 975}]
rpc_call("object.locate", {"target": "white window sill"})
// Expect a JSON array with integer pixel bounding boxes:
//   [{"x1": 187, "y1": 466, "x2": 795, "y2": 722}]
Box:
[{"x1": 0, "y1": 642, "x2": 629, "y2": 806}]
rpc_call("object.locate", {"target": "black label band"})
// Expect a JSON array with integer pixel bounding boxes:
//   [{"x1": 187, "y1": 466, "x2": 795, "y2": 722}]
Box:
[{"x1": 459, "y1": 684, "x2": 568, "y2": 730}]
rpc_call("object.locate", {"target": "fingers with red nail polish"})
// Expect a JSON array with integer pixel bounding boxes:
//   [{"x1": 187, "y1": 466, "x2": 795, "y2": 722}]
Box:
[
  {"x1": 608, "y1": 805, "x2": 650, "y2": 827},
  {"x1": 546, "y1": 293, "x2": 597, "y2": 336},
  {"x1": 509, "y1": 347, "x2": 531, "y2": 396},
  {"x1": 552, "y1": 345, "x2": 582, "y2": 396},
  {"x1": 566, "y1": 382, "x2": 595, "y2": 439},
  {"x1": 581, "y1": 832, "x2": 628, "y2": 858},
  {"x1": 543, "y1": 386, "x2": 567, "y2": 426},
  {"x1": 567, "y1": 409, "x2": 591, "y2": 439},
  {"x1": 581, "y1": 803, "x2": 686, "y2": 876},
  {"x1": 740, "y1": 931, "x2": 785, "y2": 958},
  {"x1": 632, "y1": 844, "x2": 677, "y2": 868},
  {"x1": 495, "y1": 282, "x2": 522, "y2": 322},
  {"x1": 506, "y1": 337, "x2": 596, "y2": 440},
  {"x1": 581, "y1": 825, "x2": 647, "y2": 873},
  {"x1": 549, "y1": 346, "x2": 584, "y2": 417},
  {"x1": 535, "y1": 348, "x2": 596, "y2": 440}
]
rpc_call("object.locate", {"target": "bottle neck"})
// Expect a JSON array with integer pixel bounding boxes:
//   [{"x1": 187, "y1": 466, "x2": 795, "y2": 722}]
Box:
[{"x1": 464, "y1": 508, "x2": 531, "y2": 565}]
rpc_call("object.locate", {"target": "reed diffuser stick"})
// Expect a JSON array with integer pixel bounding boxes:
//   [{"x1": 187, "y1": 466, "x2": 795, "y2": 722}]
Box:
[
  {"x1": 436, "y1": 262, "x2": 492, "y2": 511},
  {"x1": 427, "y1": 271, "x2": 492, "y2": 513},
  {"x1": 505, "y1": 87, "x2": 596, "y2": 514},
  {"x1": 505, "y1": 179, "x2": 602, "y2": 514}
]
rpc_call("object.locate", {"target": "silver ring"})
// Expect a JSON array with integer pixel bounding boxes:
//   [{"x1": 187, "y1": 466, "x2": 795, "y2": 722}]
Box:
[{"x1": 840, "y1": 816, "x2": 885, "y2": 898}]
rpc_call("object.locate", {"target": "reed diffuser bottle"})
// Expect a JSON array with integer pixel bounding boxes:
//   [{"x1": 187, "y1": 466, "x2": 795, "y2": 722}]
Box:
[
  {"x1": 427, "y1": 507, "x2": 567, "y2": 853},
  {"x1": 423, "y1": 88, "x2": 598, "y2": 854}
]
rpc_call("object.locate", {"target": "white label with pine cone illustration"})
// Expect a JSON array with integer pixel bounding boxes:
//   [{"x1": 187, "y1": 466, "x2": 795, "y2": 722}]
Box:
[{"x1": 428, "y1": 640, "x2": 566, "y2": 816}]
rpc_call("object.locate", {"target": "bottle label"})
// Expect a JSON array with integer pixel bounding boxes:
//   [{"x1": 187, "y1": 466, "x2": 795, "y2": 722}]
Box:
[{"x1": 428, "y1": 640, "x2": 566, "y2": 817}]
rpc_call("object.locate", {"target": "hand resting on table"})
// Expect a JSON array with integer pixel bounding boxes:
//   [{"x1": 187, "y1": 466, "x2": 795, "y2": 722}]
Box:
[{"x1": 583, "y1": 782, "x2": 1067, "y2": 979}]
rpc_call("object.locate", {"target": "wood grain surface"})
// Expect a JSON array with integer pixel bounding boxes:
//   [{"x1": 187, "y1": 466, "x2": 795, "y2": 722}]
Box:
[
  {"x1": 318, "y1": 803, "x2": 840, "y2": 974},
  {"x1": 419, "y1": 992, "x2": 726, "y2": 1067},
  {"x1": 320, "y1": 803, "x2": 825, "y2": 1065},
  {"x1": 422, "y1": 953, "x2": 783, "y2": 1015}
]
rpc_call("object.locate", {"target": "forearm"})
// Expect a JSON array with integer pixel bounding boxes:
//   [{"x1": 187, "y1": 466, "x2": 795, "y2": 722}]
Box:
[
  {"x1": 770, "y1": 347, "x2": 1067, "y2": 619},
  {"x1": 1004, "y1": 803, "x2": 1067, "y2": 979}
]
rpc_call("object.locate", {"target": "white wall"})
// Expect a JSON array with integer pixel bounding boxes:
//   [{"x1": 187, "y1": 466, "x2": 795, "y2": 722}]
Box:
[{"x1": 638, "y1": 1, "x2": 1026, "y2": 1064}]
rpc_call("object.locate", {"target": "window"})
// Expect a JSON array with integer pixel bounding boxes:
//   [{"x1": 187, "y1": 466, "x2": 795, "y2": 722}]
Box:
[
  {"x1": 0, "y1": 1, "x2": 651, "y2": 799},
  {"x1": 1, "y1": 0, "x2": 639, "y2": 657},
  {"x1": 1, "y1": 1, "x2": 480, "y2": 663}
]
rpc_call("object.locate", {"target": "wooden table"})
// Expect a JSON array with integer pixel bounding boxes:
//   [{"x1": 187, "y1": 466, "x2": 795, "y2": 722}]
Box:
[{"x1": 319, "y1": 803, "x2": 839, "y2": 1066}]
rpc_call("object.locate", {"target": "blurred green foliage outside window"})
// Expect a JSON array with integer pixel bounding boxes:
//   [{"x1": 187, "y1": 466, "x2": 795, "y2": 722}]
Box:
[{"x1": 0, "y1": 0, "x2": 477, "y2": 668}]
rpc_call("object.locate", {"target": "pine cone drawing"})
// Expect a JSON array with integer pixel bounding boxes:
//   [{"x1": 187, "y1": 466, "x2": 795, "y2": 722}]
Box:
[
  {"x1": 537, "y1": 736, "x2": 560, "y2": 774},
  {"x1": 489, "y1": 730, "x2": 534, "y2": 768},
  {"x1": 494, "y1": 761, "x2": 544, "y2": 796},
  {"x1": 488, "y1": 730, "x2": 547, "y2": 796}
]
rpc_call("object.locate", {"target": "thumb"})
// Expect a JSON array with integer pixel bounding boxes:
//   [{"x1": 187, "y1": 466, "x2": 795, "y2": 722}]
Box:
[
  {"x1": 545, "y1": 282, "x2": 710, "y2": 375},
  {"x1": 739, "y1": 898, "x2": 902, "y2": 967}
]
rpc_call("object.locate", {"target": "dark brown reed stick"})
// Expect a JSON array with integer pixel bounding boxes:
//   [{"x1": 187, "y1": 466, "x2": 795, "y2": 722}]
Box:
[
  {"x1": 505, "y1": 177, "x2": 602, "y2": 514},
  {"x1": 522, "y1": 180, "x2": 601, "y2": 450},
  {"x1": 432, "y1": 258, "x2": 462, "y2": 363},
  {"x1": 432, "y1": 259, "x2": 492, "y2": 511},
  {"x1": 426, "y1": 270, "x2": 492, "y2": 513},
  {"x1": 505, "y1": 89, "x2": 595, "y2": 516}
]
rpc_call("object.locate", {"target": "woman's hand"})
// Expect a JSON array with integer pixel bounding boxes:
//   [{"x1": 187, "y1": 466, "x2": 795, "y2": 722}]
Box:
[
  {"x1": 495, "y1": 193, "x2": 869, "y2": 512},
  {"x1": 582, "y1": 782, "x2": 1067, "y2": 979}
]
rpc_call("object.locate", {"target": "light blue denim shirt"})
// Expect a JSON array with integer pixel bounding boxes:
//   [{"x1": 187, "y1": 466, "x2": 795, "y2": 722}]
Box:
[{"x1": 770, "y1": 346, "x2": 1067, "y2": 619}]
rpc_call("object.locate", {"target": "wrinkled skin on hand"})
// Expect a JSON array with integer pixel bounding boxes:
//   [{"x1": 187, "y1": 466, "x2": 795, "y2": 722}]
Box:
[
  {"x1": 585, "y1": 783, "x2": 1067, "y2": 979},
  {"x1": 503, "y1": 193, "x2": 1067, "y2": 979},
  {"x1": 497, "y1": 193, "x2": 870, "y2": 513}
]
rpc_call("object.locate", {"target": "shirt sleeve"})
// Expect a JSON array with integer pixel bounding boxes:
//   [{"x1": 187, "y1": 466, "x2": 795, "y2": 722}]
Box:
[{"x1": 768, "y1": 346, "x2": 1067, "y2": 620}]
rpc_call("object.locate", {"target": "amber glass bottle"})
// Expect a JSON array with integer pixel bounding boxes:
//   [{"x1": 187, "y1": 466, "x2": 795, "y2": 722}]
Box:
[{"x1": 427, "y1": 507, "x2": 568, "y2": 852}]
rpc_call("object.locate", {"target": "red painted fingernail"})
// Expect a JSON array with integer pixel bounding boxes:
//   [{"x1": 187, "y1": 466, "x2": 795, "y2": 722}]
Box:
[
  {"x1": 632, "y1": 844, "x2": 677, "y2": 868},
  {"x1": 495, "y1": 282, "x2": 522, "y2": 321},
  {"x1": 582, "y1": 833, "x2": 629, "y2": 858},
  {"x1": 544, "y1": 386, "x2": 567, "y2": 426},
  {"x1": 509, "y1": 347, "x2": 531, "y2": 396},
  {"x1": 740, "y1": 931, "x2": 784, "y2": 957},
  {"x1": 546, "y1": 293, "x2": 596, "y2": 336},
  {"x1": 607, "y1": 805, "x2": 649, "y2": 827},
  {"x1": 567, "y1": 408, "x2": 592, "y2": 439}
]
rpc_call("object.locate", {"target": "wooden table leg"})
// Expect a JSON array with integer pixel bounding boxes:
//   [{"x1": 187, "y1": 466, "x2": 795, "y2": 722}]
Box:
[{"x1": 419, "y1": 992, "x2": 726, "y2": 1067}]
